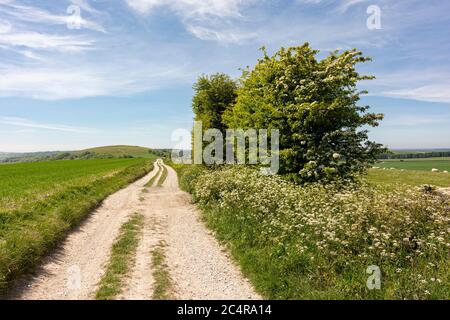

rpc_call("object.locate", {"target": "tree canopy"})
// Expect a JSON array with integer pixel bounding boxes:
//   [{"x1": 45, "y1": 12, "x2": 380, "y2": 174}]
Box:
[
  {"x1": 191, "y1": 44, "x2": 385, "y2": 182},
  {"x1": 223, "y1": 43, "x2": 385, "y2": 182},
  {"x1": 192, "y1": 73, "x2": 238, "y2": 134}
]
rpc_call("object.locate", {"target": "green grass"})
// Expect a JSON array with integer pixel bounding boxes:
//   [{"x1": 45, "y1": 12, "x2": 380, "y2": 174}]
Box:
[
  {"x1": 95, "y1": 213, "x2": 144, "y2": 300},
  {"x1": 0, "y1": 158, "x2": 146, "y2": 213},
  {"x1": 376, "y1": 158, "x2": 450, "y2": 172},
  {"x1": 0, "y1": 158, "x2": 153, "y2": 295},
  {"x1": 145, "y1": 162, "x2": 162, "y2": 187},
  {"x1": 81, "y1": 145, "x2": 155, "y2": 158},
  {"x1": 366, "y1": 168, "x2": 450, "y2": 189},
  {"x1": 157, "y1": 165, "x2": 168, "y2": 187},
  {"x1": 151, "y1": 240, "x2": 173, "y2": 300}
]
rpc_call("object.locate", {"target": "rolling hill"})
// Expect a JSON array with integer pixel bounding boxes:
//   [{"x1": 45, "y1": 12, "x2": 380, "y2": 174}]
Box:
[
  {"x1": 0, "y1": 145, "x2": 170, "y2": 163},
  {"x1": 80, "y1": 145, "x2": 153, "y2": 158}
]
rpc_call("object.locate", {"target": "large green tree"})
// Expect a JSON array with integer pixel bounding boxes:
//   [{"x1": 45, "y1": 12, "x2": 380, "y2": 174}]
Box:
[
  {"x1": 223, "y1": 43, "x2": 385, "y2": 182},
  {"x1": 192, "y1": 73, "x2": 238, "y2": 134}
]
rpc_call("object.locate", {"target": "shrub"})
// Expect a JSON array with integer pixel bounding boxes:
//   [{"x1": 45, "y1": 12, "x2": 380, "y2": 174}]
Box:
[
  {"x1": 223, "y1": 44, "x2": 386, "y2": 183},
  {"x1": 180, "y1": 165, "x2": 449, "y2": 299}
]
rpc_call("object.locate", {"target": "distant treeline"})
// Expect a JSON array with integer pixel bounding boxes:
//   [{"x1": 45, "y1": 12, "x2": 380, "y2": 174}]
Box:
[
  {"x1": 151, "y1": 149, "x2": 171, "y2": 158},
  {"x1": 0, "y1": 148, "x2": 172, "y2": 163},
  {"x1": 378, "y1": 151, "x2": 450, "y2": 159},
  {"x1": 0, "y1": 151, "x2": 133, "y2": 163}
]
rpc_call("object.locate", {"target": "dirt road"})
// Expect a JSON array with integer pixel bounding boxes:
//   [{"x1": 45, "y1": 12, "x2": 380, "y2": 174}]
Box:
[{"x1": 10, "y1": 161, "x2": 259, "y2": 300}]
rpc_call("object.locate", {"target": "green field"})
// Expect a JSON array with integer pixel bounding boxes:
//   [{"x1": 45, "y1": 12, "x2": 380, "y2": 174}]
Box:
[
  {"x1": 376, "y1": 158, "x2": 450, "y2": 172},
  {"x1": 0, "y1": 158, "x2": 153, "y2": 294},
  {"x1": 0, "y1": 158, "x2": 146, "y2": 213},
  {"x1": 366, "y1": 168, "x2": 450, "y2": 188},
  {"x1": 0, "y1": 145, "x2": 165, "y2": 163}
]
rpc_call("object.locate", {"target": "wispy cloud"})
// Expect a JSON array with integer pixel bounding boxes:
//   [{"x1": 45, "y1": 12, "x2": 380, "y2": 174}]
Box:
[
  {"x1": 186, "y1": 25, "x2": 257, "y2": 43},
  {"x1": 125, "y1": 0, "x2": 250, "y2": 18},
  {"x1": 0, "y1": 116, "x2": 98, "y2": 133},
  {"x1": 125, "y1": 0, "x2": 256, "y2": 43},
  {"x1": 0, "y1": 1, "x2": 105, "y2": 32},
  {"x1": 0, "y1": 63, "x2": 192, "y2": 100},
  {"x1": 383, "y1": 85, "x2": 450, "y2": 104},
  {"x1": 337, "y1": 0, "x2": 370, "y2": 13},
  {"x1": 0, "y1": 32, "x2": 94, "y2": 52},
  {"x1": 0, "y1": 0, "x2": 449, "y2": 104},
  {"x1": 370, "y1": 69, "x2": 450, "y2": 103}
]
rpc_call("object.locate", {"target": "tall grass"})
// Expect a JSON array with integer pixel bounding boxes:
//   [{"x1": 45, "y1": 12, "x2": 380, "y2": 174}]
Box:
[
  {"x1": 0, "y1": 160, "x2": 153, "y2": 295},
  {"x1": 175, "y1": 165, "x2": 449, "y2": 300}
]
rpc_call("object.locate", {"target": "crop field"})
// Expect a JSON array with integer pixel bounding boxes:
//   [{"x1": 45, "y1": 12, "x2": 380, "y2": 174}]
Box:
[
  {"x1": 0, "y1": 158, "x2": 147, "y2": 213},
  {"x1": 0, "y1": 158, "x2": 153, "y2": 293},
  {"x1": 376, "y1": 158, "x2": 450, "y2": 172}
]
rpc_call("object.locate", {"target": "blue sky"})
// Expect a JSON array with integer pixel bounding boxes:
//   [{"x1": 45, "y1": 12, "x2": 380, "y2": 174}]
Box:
[{"x1": 0, "y1": 0, "x2": 449, "y2": 152}]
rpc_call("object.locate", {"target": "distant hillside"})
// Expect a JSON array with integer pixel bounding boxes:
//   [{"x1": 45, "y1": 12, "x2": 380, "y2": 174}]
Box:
[
  {"x1": 0, "y1": 145, "x2": 171, "y2": 163},
  {"x1": 80, "y1": 145, "x2": 153, "y2": 158}
]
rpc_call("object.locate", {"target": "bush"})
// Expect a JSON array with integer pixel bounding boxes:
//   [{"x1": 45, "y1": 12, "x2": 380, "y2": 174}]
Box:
[
  {"x1": 179, "y1": 165, "x2": 449, "y2": 299},
  {"x1": 224, "y1": 44, "x2": 386, "y2": 183}
]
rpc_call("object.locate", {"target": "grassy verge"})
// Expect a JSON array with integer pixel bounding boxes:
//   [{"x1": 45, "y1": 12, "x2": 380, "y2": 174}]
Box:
[
  {"x1": 0, "y1": 159, "x2": 153, "y2": 296},
  {"x1": 151, "y1": 240, "x2": 173, "y2": 300},
  {"x1": 170, "y1": 162, "x2": 204, "y2": 193},
  {"x1": 95, "y1": 213, "x2": 144, "y2": 300},
  {"x1": 174, "y1": 165, "x2": 449, "y2": 300},
  {"x1": 157, "y1": 165, "x2": 168, "y2": 187},
  {"x1": 145, "y1": 162, "x2": 161, "y2": 187}
]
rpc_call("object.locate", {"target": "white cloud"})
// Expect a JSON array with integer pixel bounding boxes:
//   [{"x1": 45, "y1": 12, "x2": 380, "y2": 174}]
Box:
[
  {"x1": 370, "y1": 69, "x2": 450, "y2": 104},
  {"x1": 383, "y1": 85, "x2": 450, "y2": 104},
  {"x1": 0, "y1": 62, "x2": 192, "y2": 100},
  {"x1": 125, "y1": 0, "x2": 255, "y2": 43},
  {"x1": 0, "y1": 32, "x2": 94, "y2": 52},
  {"x1": 338, "y1": 0, "x2": 369, "y2": 13},
  {"x1": 0, "y1": 116, "x2": 98, "y2": 133},
  {"x1": 186, "y1": 25, "x2": 257, "y2": 43},
  {"x1": 16, "y1": 49, "x2": 44, "y2": 60},
  {"x1": 126, "y1": 0, "x2": 249, "y2": 18},
  {"x1": 70, "y1": 0, "x2": 102, "y2": 15},
  {"x1": 0, "y1": 2, "x2": 101, "y2": 54},
  {"x1": 0, "y1": 1, "x2": 105, "y2": 32},
  {"x1": 126, "y1": 0, "x2": 163, "y2": 14}
]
